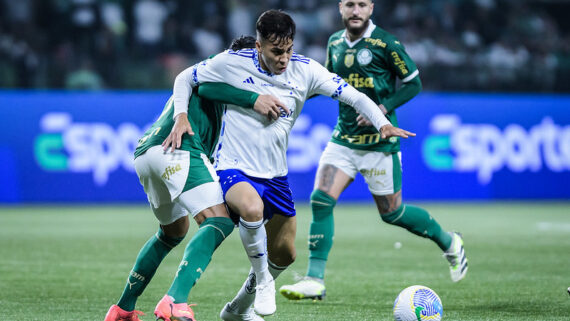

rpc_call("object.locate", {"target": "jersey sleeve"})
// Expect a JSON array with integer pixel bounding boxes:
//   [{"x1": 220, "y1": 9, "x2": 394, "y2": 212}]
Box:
[
  {"x1": 198, "y1": 82, "x2": 259, "y2": 109},
  {"x1": 307, "y1": 60, "x2": 390, "y2": 130},
  {"x1": 172, "y1": 62, "x2": 202, "y2": 119},
  {"x1": 386, "y1": 39, "x2": 419, "y2": 83},
  {"x1": 172, "y1": 52, "x2": 244, "y2": 119},
  {"x1": 324, "y1": 36, "x2": 334, "y2": 72}
]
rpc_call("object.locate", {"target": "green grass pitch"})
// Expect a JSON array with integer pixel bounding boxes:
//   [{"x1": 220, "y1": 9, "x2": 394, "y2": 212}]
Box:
[{"x1": 1, "y1": 202, "x2": 569, "y2": 320}]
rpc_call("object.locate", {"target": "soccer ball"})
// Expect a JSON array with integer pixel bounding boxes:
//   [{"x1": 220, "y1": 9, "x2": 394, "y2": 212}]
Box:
[{"x1": 393, "y1": 285, "x2": 443, "y2": 321}]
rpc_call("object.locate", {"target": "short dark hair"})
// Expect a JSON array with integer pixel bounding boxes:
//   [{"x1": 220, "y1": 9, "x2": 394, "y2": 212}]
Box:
[
  {"x1": 256, "y1": 10, "x2": 296, "y2": 45},
  {"x1": 229, "y1": 35, "x2": 257, "y2": 51}
]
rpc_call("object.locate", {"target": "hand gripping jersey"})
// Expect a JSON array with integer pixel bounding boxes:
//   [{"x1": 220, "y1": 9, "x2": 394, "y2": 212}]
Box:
[
  {"x1": 326, "y1": 21, "x2": 419, "y2": 152},
  {"x1": 175, "y1": 49, "x2": 390, "y2": 179}
]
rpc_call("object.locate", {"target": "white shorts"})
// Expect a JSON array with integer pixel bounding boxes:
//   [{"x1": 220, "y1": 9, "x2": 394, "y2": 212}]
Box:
[
  {"x1": 318, "y1": 142, "x2": 402, "y2": 195},
  {"x1": 134, "y1": 145, "x2": 224, "y2": 225}
]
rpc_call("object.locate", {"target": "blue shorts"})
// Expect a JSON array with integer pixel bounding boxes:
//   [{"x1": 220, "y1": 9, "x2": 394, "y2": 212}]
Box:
[{"x1": 217, "y1": 169, "x2": 296, "y2": 222}]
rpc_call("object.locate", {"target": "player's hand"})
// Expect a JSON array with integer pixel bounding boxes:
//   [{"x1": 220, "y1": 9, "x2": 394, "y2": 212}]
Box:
[
  {"x1": 253, "y1": 94, "x2": 290, "y2": 120},
  {"x1": 162, "y1": 113, "x2": 194, "y2": 152},
  {"x1": 380, "y1": 124, "x2": 416, "y2": 139},
  {"x1": 356, "y1": 104, "x2": 387, "y2": 126},
  {"x1": 356, "y1": 114, "x2": 373, "y2": 127}
]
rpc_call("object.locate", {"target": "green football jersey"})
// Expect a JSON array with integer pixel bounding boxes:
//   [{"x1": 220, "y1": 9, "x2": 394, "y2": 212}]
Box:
[
  {"x1": 134, "y1": 83, "x2": 258, "y2": 159},
  {"x1": 326, "y1": 25, "x2": 418, "y2": 152}
]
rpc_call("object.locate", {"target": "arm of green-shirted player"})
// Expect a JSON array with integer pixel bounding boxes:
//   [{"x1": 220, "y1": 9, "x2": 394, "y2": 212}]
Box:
[
  {"x1": 357, "y1": 38, "x2": 422, "y2": 127},
  {"x1": 356, "y1": 76, "x2": 422, "y2": 126},
  {"x1": 380, "y1": 75, "x2": 422, "y2": 113},
  {"x1": 198, "y1": 82, "x2": 290, "y2": 120}
]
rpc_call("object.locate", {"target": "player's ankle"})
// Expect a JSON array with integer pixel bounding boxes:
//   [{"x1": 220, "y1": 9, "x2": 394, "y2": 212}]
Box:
[{"x1": 256, "y1": 269, "x2": 273, "y2": 284}]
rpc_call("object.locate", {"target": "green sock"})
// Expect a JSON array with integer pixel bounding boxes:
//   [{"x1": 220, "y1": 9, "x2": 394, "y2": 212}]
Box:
[
  {"x1": 381, "y1": 204, "x2": 452, "y2": 251},
  {"x1": 306, "y1": 190, "x2": 336, "y2": 280},
  {"x1": 167, "y1": 217, "x2": 234, "y2": 303},
  {"x1": 117, "y1": 228, "x2": 183, "y2": 311}
]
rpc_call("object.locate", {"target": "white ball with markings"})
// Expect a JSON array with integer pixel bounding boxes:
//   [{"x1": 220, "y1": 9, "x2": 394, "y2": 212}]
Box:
[{"x1": 393, "y1": 285, "x2": 443, "y2": 321}]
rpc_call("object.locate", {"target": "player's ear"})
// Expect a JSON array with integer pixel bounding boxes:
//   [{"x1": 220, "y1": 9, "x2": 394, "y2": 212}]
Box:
[{"x1": 255, "y1": 40, "x2": 262, "y2": 53}]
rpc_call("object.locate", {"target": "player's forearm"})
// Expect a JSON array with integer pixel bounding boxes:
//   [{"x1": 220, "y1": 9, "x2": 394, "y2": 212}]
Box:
[
  {"x1": 172, "y1": 66, "x2": 197, "y2": 119},
  {"x1": 382, "y1": 76, "x2": 422, "y2": 113},
  {"x1": 341, "y1": 85, "x2": 390, "y2": 130},
  {"x1": 198, "y1": 82, "x2": 259, "y2": 109}
]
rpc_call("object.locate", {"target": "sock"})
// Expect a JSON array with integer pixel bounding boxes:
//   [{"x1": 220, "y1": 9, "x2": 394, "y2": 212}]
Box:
[
  {"x1": 239, "y1": 218, "x2": 271, "y2": 284},
  {"x1": 306, "y1": 189, "x2": 336, "y2": 280},
  {"x1": 117, "y1": 228, "x2": 183, "y2": 311},
  {"x1": 167, "y1": 217, "x2": 234, "y2": 303},
  {"x1": 268, "y1": 259, "x2": 287, "y2": 280},
  {"x1": 230, "y1": 259, "x2": 289, "y2": 313},
  {"x1": 381, "y1": 204, "x2": 452, "y2": 251}
]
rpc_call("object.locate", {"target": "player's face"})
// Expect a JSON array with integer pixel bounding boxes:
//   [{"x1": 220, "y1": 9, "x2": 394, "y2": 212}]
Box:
[
  {"x1": 339, "y1": 0, "x2": 374, "y2": 35},
  {"x1": 256, "y1": 37, "x2": 293, "y2": 75}
]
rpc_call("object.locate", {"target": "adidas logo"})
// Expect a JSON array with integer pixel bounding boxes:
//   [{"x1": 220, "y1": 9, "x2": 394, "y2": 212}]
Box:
[{"x1": 243, "y1": 77, "x2": 255, "y2": 84}]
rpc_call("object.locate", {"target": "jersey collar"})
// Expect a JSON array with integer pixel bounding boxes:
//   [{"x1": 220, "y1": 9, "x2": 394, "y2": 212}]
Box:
[
  {"x1": 342, "y1": 20, "x2": 376, "y2": 48},
  {"x1": 253, "y1": 50, "x2": 274, "y2": 77}
]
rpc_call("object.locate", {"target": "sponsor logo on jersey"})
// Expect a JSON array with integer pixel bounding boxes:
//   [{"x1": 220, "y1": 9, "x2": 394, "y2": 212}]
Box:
[
  {"x1": 364, "y1": 38, "x2": 386, "y2": 48},
  {"x1": 336, "y1": 132, "x2": 383, "y2": 145},
  {"x1": 344, "y1": 73, "x2": 374, "y2": 88},
  {"x1": 391, "y1": 51, "x2": 408, "y2": 75},
  {"x1": 423, "y1": 114, "x2": 570, "y2": 184},
  {"x1": 357, "y1": 49, "x2": 373, "y2": 65},
  {"x1": 34, "y1": 112, "x2": 143, "y2": 186},
  {"x1": 344, "y1": 53, "x2": 354, "y2": 68},
  {"x1": 162, "y1": 164, "x2": 182, "y2": 180},
  {"x1": 243, "y1": 76, "x2": 255, "y2": 84},
  {"x1": 361, "y1": 168, "x2": 385, "y2": 177}
]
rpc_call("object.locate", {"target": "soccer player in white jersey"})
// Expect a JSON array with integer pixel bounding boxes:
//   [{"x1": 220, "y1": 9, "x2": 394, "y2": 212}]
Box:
[{"x1": 163, "y1": 10, "x2": 414, "y2": 320}]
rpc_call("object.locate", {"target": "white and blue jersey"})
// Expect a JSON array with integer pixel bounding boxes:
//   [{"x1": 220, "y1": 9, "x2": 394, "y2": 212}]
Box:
[{"x1": 172, "y1": 48, "x2": 391, "y2": 179}]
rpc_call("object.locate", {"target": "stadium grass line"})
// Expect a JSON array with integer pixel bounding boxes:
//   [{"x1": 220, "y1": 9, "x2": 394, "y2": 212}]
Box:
[{"x1": 0, "y1": 202, "x2": 569, "y2": 320}]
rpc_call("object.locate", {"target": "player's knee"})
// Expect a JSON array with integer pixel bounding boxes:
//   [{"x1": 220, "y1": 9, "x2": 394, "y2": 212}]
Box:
[
  {"x1": 310, "y1": 189, "x2": 336, "y2": 221},
  {"x1": 236, "y1": 201, "x2": 264, "y2": 222},
  {"x1": 380, "y1": 204, "x2": 404, "y2": 224},
  {"x1": 269, "y1": 246, "x2": 296, "y2": 266}
]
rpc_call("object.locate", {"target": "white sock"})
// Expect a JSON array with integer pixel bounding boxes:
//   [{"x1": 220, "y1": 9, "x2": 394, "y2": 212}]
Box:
[
  {"x1": 239, "y1": 218, "x2": 271, "y2": 284},
  {"x1": 229, "y1": 260, "x2": 289, "y2": 313}
]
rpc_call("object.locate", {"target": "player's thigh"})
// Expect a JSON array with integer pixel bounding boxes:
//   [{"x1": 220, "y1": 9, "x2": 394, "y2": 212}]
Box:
[
  {"x1": 135, "y1": 145, "x2": 225, "y2": 225},
  {"x1": 178, "y1": 182, "x2": 228, "y2": 225},
  {"x1": 134, "y1": 146, "x2": 190, "y2": 226},
  {"x1": 315, "y1": 142, "x2": 356, "y2": 198},
  {"x1": 266, "y1": 214, "x2": 297, "y2": 266},
  {"x1": 356, "y1": 151, "x2": 403, "y2": 213},
  {"x1": 176, "y1": 150, "x2": 229, "y2": 224},
  {"x1": 224, "y1": 181, "x2": 264, "y2": 221},
  {"x1": 356, "y1": 151, "x2": 401, "y2": 195}
]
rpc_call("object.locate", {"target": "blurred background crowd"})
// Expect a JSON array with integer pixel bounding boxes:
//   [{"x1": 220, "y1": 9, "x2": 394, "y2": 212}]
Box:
[{"x1": 1, "y1": 0, "x2": 569, "y2": 92}]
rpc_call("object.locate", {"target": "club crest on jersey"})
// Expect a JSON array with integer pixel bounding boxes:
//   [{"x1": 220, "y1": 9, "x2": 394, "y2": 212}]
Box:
[
  {"x1": 344, "y1": 53, "x2": 354, "y2": 68},
  {"x1": 357, "y1": 49, "x2": 372, "y2": 65}
]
